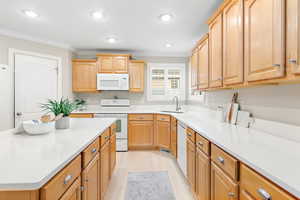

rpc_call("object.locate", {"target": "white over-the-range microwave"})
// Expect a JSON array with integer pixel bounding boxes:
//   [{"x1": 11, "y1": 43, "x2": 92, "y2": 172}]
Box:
[{"x1": 97, "y1": 73, "x2": 129, "y2": 91}]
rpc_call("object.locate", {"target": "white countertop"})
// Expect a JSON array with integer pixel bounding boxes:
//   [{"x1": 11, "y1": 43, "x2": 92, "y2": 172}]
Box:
[
  {"x1": 0, "y1": 118, "x2": 116, "y2": 191},
  {"x1": 75, "y1": 105, "x2": 300, "y2": 198}
]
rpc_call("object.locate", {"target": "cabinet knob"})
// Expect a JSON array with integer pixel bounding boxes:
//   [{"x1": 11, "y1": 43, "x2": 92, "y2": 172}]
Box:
[
  {"x1": 198, "y1": 142, "x2": 203, "y2": 146},
  {"x1": 289, "y1": 59, "x2": 297, "y2": 64},
  {"x1": 91, "y1": 148, "x2": 97, "y2": 153},
  {"x1": 105, "y1": 136, "x2": 109, "y2": 140},
  {"x1": 228, "y1": 192, "x2": 235, "y2": 198},
  {"x1": 64, "y1": 174, "x2": 72, "y2": 185},
  {"x1": 217, "y1": 156, "x2": 225, "y2": 164},
  {"x1": 257, "y1": 188, "x2": 271, "y2": 200},
  {"x1": 272, "y1": 64, "x2": 281, "y2": 67}
]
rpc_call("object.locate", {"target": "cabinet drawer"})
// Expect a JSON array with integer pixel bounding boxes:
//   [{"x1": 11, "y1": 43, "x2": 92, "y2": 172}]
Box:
[
  {"x1": 82, "y1": 139, "x2": 100, "y2": 168},
  {"x1": 211, "y1": 144, "x2": 238, "y2": 181},
  {"x1": 187, "y1": 128, "x2": 196, "y2": 143},
  {"x1": 69, "y1": 113, "x2": 94, "y2": 118},
  {"x1": 240, "y1": 164, "x2": 296, "y2": 200},
  {"x1": 40, "y1": 155, "x2": 81, "y2": 200},
  {"x1": 156, "y1": 114, "x2": 170, "y2": 122},
  {"x1": 196, "y1": 134, "x2": 210, "y2": 155},
  {"x1": 128, "y1": 114, "x2": 153, "y2": 121},
  {"x1": 100, "y1": 128, "x2": 110, "y2": 147}
]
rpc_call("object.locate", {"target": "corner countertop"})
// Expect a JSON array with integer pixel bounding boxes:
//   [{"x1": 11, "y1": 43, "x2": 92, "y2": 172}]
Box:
[
  {"x1": 74, "y1": 105, "x2": 300, "y2": 198},
  {"x1": 0, "y1": 118, "x2": 116, "y2": 191}
]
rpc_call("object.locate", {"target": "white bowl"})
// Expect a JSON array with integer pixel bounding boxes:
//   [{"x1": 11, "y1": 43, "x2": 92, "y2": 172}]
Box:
[{"x1": 22, "y1": 120, "x2": 55, "y2": 135}]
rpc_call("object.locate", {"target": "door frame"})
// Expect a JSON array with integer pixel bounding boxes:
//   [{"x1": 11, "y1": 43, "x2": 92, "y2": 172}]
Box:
[{"x1": 8, "y1": 48, "x2": 63, "y2": 127}]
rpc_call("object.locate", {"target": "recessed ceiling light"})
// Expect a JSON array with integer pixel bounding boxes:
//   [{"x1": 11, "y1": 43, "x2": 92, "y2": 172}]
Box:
[
  {"x1": 91, "y1": 11, "x2": 103, "y2": 20},
  {"x1": 159, "y1": 13, "x2": 173, "y2": 22},
  {"x1": 107, "y1": 37, "x2": 117, "y2": 43},
  {"x1": 165, "y1": 43, "x2": 172, "y2": 48},
  {"x1": 23, "y1": 10, "x2": 39, "y2": 18}
]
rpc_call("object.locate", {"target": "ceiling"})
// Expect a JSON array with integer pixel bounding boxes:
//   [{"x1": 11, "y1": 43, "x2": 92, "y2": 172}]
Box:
[{"x1": 0, "y1": 0, "x2": 222, "y2": 57}]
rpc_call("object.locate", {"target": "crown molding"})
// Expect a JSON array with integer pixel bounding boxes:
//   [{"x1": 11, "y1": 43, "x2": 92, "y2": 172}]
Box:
[{"x1": 0, "y1": 28, "x2": 75, "y2": 51}]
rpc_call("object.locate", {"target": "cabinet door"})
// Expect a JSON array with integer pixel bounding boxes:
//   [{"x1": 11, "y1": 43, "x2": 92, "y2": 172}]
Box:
[
  {"x1": 196, "y1": 149, "x2": 210, "y2": 200},
  {"x1": 129, "y1": 61, "x2": 144, "y2": 92},
  {"x1": 211, "y1": 162, "x2": 238, "y2": 200},
  {"x1": 191, "y1": 50, "x2": 198, "y2": 89},
  {"x1": 128, "y1": 121, "x2": 154, "y2": 148},
  {"x1": 223, "y1": 0, "x2": 244, "y2": 85},
  {"x1": 157, "y1": 121, "x2": 171, "y2": 149},
  {"x1": 113, "y1": 56, "x2": 128, "y2": 73},
  {"x1": 100, "y1": 142, "x2": 110, "y2": 200},
  {"x1": 82, "y1": 154, "x2": 100, "y2": 200},
  {"x1": 287, "y1": 0, "x2": 300, "y2": 74},
  {"x1": 170, "y1": 118, "x2": 177, "y2": 157},
  {"x1": 209, "y1": 14, "x2": 223, "y2": 88},
  {"x1": 187, "y1": 139, "x2": 196, "y2": 192},
  {"x1": 98, "y1": 56, "x2": 113, "y2": 73},
  {"x1": 110, "y1": 134, "x2": 116, "y2": 174},
  {"x1": 60, "y1": 178, "x2": 81, "y2": 200},
  {"x1": 198, "y1": 37, "x2": 209, "y2": 89},
  {"x1": 72, "y1": 61, "x2": 97, "y2": 92},
  {"x1": 244, "y1": 0, "x2": 285, "y2": 82}
]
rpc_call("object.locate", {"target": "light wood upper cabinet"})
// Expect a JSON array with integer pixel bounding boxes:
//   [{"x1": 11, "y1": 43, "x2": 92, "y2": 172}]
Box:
[
  {"x1": 287, "y1": 0, "x2": 300, "y2": 75},
  {"x1": 240, "y1": 164, "x2": 296, "y2": 200},
  {"x1": 100, "y1": 142, "x2": 110, "y2": 200},
  {"x1": 223, "y1": 0, "x2": 244, "y2": 85},
  {"x1": 196, "y1": 148, "x2": 210, "y2": 200},
  {"x1": 187, "y1": 139, "x2": 196, "y2": 192},
  {"x1": 128, "y1": 120, "x2": 154, "y2": 148},
  {"x1": 197, "y1": 35, "x2": 210, "y2": 90},
  {"x1": 211, "y1": 162, "x2": 238, "y2": 200},
  {"x1": 97, "y1": 54, "x2": 130, "y2": 73},
  {"x1": 82, "y1": 154, "x2": 100, "y2": 200},
  {"x1": 244, "y1": 0, "x2": 285, "y2": 82},
  {"x1": 209, "y1": 14, "x2": 223, "y2": 88},
  {"x1": 129, "y1": 60, "x2": 145, "y2": 92},
  {"x1": 156, "y1": 120, "x2": 171, "y2": 149},
  {"x1": 59, "y1": 178, "x2": 81, "y2": 200},
  {"x1": 72, "y1": 59, "x2": 98, "y2": 93},
  {"x1": 191, "y1": 50, "x2": 199, "y2": 89}
]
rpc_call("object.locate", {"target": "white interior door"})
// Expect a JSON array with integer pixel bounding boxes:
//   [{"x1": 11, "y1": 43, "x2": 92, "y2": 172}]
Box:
[{"x1": 14, "y1": 53, "x2": 59, "y2": 127}]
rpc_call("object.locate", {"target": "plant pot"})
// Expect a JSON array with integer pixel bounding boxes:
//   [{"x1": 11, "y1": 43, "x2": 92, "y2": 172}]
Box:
[{"x1": 55, "y1": 117, "x2": 70, "y2": 129}]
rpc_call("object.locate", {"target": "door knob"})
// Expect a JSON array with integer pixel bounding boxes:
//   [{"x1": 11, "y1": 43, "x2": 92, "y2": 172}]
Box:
[{"x1": 16, "y1": 112, "x2": 22, "y2": 116}]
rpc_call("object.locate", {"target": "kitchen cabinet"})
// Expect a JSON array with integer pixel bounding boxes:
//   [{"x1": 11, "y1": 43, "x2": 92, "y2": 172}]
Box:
[
  {"x1": 156, "y1": 115, "x2": 171, "y2": 150},
  {"x1": 97, "y1": 54, "x2": 130, "y2": 73},
  {"x1": 69, "y1": 113, "x2": 94, "y2": 118},
  {"x1": 286, "y1": 0, "x2": 300, "y2": 75},
  {"x1": 59, "y1": 178, "x2": 81, "y2": 200},
  {"x1": 211, "y1": 162, "x2": 238, "y2": 200},
  {"x1": 82, "y1": 154, "x2": 100, "y2": 200},
  {"x1": 196, "y1": 148, "x2": 210, "y2": 200},
  {"x1": 208, "y1": 13, "x2": 223, "y2": 88},
  {"x1": 100, "y1": 141, "x2": 110, "y2": 200},
  {"x1": 72, "y1": 59, "x2": 98, "y2": 93},
  {"x1": 170, "y1": 117, "x2": 177, "y2": 157},
  {"x1": 223, "y1": 0, "x2": 244, "y2": 86},
  {"x1": 244, "y1": 0, "x2": 285, "y2": 82},
  {"x1": 129, "y1": 60, "x2": 145, "y2": 92},
  {"x1": 0, "y1": 191, "x2": 39, "y2": 200},
  {"x1": 110, "y1": 133, "x2": 116, "y2": 174},
  {"x1": 191, "y1": 49, "x2": 199, "y2": 90},
  {"x1": 187, "y1": 139, "x2": 196, "y2": 192},
  {"x1": 197, "y1": 34, "x2": 209, "y2": 90},
  {"x1": 240, "y1": 164, "x2": 296, "y2": 200},
  {"x1": 128, "y1": 120, "x2": 154, "y2": 149}
]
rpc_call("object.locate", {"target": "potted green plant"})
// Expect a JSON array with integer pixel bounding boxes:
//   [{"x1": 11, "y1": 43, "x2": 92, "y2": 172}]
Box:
[
  {"x1": 74, "y1": 98, "x2": 87, "y2": 111},
  {"x1": 41, "y1": 98, "x2": 77, "y2": 129}
]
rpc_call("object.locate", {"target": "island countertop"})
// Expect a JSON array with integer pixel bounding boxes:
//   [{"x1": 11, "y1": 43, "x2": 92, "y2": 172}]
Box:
[{"x1": 0, "y1": 118, "x2": 116, "y2": 191}]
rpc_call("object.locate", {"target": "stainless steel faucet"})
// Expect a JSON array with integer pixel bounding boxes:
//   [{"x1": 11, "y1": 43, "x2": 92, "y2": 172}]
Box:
[{"x1": 173, "y1": 96, "x2": 181, "y2": 111}]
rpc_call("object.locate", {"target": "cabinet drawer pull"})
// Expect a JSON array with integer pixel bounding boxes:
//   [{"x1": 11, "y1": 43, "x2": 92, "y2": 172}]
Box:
[
  {"x1": 289, "y1": 59, "x2": 297, "y2": 64},
  {"x1": 91, "y1": 148, "x2": 97, "y2": 153},
  {"x1": 197, "y1": 142, "x2": 203, "y2": 146},
  {"x1": 272, "y1": 64, "x2": 281, "y2": 67},
  {"x1": 139, "y1": 117, "x2": 144, "y2": 119},
  {"x1": 228, "y1": 192, "x2": 235, "y2": 197},
  {"x1": 105, "y1": 136, "x2": 109, "y2": 140},
  {"x1": 257, "y1": 188, "x2": 271, "y2": 200},
  {"x1": 160, "y1": 118, "x2": 164, "y2": 120},
  {"x1": 217, "y1": 156, "x2": 225, "y2": 164},
  {"x1": 188, "y1": 133, "x2": 192, "y2": 137},
  {"x1": 64, "y1": 174, "x2": 72, "y2": 185}
]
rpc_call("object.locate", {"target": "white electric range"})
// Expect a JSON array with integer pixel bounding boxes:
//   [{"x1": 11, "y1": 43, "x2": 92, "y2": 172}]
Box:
[{"x1": 94, "y1": 99, "x2": 129, "y2": 152}]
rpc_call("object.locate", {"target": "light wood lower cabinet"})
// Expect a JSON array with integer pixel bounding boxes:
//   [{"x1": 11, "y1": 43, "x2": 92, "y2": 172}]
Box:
[
  {"x1": 156, "y1": 120, "x2": 171, "y2": 150},
  {"x1": 100, "y1": 141, "x2": 110, "y2": 200},
  {"x1": 60, "y1": 178, "x2": 81, "y2": 200},
  {"x1": 110, "y1": 133, "x2": 116, "y2": 174},
  {"x1": 187, "y1": 139, "x2": 196, "y2": 192},
  {"x1": 82, "y1": 154, "x2": 100, "y2": 200},
  {"x1": 211, "y1": 162, "x2": 238, "y2": 200},
  {"x1": 195, "y1": 148, "x2": 210, "y2": 200},
  {"x1": 128, "y1": 120, "x2": 154, "y2": 149},
  {"x1": 0, "y1": 191, "x2": 39, "y2": 200},
  {"x1": 170, "y1": 117, "x2": 177, "y2": 157},
  {"x1": 69, "y1": 114, "x2": 94, "y2": 118}
]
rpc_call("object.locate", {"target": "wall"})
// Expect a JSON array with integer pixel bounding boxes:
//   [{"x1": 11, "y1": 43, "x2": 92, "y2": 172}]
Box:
[
  {"x1": 74, "y1": 52, "x2": 188, "y2": 105},
  {"x1": 0, "y1": 34, "x2": 74, "y2": 131}
]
